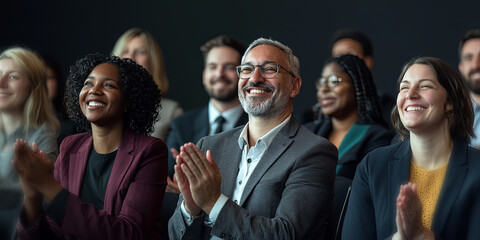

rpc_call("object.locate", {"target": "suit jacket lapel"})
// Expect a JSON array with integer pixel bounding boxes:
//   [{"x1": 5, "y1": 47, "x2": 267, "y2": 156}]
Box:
[
  {"x1": 69, "y1": 136, "x2": 93, "y2": 196},
  {"x1": 234, "y1": 112, "x2": 248, "y2": 127},
  {"x1": 103, "y1": 128, "x2": 136, "y2": 213},
  {"x1": 431, "y1": 140, "x2": 468, "y2": 233},
  {"x1": 388, "y1": 140, "x2": 411, "y2": 231},
  {"x1": 218, "y1": 129, "x2": 243, "y2": 199},
  {"x1": 193, "y1": 106, "x2": 209, "y2": 143},
  {"x1": 239, "y1": 118, "x2": 298, "y2": 206}
]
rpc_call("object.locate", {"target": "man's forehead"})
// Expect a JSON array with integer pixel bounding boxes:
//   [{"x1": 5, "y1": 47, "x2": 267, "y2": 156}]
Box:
[
  {"x1": 206, "y1": 46, "x2": 240, "y2": 59},
  {"x1": 462, "y1": 38, "x2": 480, "y2": 54},
  {"x1": 243, "y1": 45, "x2": 286, "y2": 64}
]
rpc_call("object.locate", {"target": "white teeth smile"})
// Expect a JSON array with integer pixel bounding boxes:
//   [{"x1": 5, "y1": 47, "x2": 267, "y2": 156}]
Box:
[
  {"x1": 406, "y1": 106, "x2": 425, "y2": 111},
  {"x1": 88, "y1": 101, "x2": 105, "y2": 107},
  {"x1": 250, "y1": 89, "x2": 265, "y2": 94},
  {"x1": 0, "y1": 93, "x2": 9, "y2": 96}
]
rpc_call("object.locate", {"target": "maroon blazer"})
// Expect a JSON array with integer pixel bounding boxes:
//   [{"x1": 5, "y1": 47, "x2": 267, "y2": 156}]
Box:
[{"x1": 17, "y1": 128, "x2": 168, "y2": 240}]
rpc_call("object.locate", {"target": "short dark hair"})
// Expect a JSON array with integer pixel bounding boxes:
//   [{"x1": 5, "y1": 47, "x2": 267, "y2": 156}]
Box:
[
  {"x1": 65, "y1": 53, "x2": 161, "y2": 135},
  {"x1": 458, "y1": 28, "x2": 480, "y2": 60},
  {"x1": 391, "y1": 56, "x2": 474, "y2": 143},
  {"x1": 331, "y1": 29, "x2": 373, "y2": 57},
  {"x1": 321, "y1": 54, "x2": 383, "y2": 125},
  {"x1": 200, "y1": 35, "x2": 245, "y2": 63}
]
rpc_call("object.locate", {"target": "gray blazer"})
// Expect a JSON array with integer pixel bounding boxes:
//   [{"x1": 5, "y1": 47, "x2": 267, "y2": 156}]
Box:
[{"x1": 168, "y1": 117, "x2": 338, "y2": 239}]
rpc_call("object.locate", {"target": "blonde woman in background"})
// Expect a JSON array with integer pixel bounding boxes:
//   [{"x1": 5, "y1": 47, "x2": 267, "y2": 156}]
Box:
[
  {"x1": 112, "y1": 28, "x2": 183, "y2": 140},
  {"x1": 0, "y1": 47, "x2": 59, "y2": 239}
]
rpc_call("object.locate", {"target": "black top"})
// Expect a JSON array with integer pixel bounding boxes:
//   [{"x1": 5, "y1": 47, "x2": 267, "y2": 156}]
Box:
[
  {"x1": 80, "y1": 148, "x2": 117, "y2": 210},
  {"x1": 46, "y1": 147, "x2": 117, "y2": 227}
]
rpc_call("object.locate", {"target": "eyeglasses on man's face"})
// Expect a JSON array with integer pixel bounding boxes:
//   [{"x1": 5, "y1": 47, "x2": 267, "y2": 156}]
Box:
[
  {"x1": 316, "y1": 74, "x2": 343, "y2": 89},
  {"x1": 236, "y1": 62, "x2": 296, "y2": 79}
]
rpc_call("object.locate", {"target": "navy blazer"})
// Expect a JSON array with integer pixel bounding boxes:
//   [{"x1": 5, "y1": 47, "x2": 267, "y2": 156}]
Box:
[
  {"x1": 342, "y1": 139, "x2": 480, "y2": 239},
  {"x1": 165, "y1": 105, "x2": 248, "y2": 177},
  {"x1": 305, "y1": 119, "x2": 394, "y2": 179}
]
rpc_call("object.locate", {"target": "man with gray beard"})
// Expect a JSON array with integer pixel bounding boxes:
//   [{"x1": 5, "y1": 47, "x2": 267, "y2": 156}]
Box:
[
  {"x1": 166, "y1": 36, "x2": 248, "y2": 188},
  {"x1": 168, "y1": 38, "x2": 337, "y2": 239},
  {"x1": 459, "y1": 29, "x2": 480, "y2": 148}
]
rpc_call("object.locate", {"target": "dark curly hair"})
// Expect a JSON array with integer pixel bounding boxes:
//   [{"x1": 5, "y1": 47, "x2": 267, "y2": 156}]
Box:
[
  {"x1": 317, "y1": 54, "x2": 384, "y2": 126},
  {"x1": 65, "y1": 53, "x2": 161, "y2": 135}
]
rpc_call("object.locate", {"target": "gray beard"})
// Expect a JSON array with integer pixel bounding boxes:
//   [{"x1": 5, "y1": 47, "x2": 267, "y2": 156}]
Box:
[{"x1": 240, "y1": 94, "x2": 289, "y2": 119}]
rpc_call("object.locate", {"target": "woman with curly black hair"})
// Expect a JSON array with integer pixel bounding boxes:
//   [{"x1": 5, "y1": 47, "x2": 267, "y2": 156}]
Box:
[
  {"x1": 305, "y1": 54, "x2": 393, "y2": 179},
  {"x1": 13, "y1": 53, "x2": 167, "y2": 239}
]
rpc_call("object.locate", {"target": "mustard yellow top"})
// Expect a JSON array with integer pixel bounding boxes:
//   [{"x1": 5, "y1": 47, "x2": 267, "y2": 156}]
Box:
[{"x1": 409, "y1": 160, "x2": 448, "y2": 229}]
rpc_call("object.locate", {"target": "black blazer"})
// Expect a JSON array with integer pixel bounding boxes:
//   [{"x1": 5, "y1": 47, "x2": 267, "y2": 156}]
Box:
[
  {"x1": 305, "y1": 119, "x2": 394, "y2": 179},
  {"x1": 165, "y1": 105, "x2": 248, "y2": 177},
  {"x1": 342, "y1": 139, "x2": 480, "y2": 239}
]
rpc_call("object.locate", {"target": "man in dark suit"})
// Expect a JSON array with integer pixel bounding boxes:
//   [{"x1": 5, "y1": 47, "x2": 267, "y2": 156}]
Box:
[
  {"x1": 169, "y1": 38, "x2": 338, "y2": 239},
  {"x1": 166, "y1": 35, "x2": 248, "y2": 182},
  {"x1": 458, "y1": 28, "x2": 480, "y2": 148}
]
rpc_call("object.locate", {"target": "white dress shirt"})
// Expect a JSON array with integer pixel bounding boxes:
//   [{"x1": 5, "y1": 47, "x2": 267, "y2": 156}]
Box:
[{"x1": 208, "y1": 101, "x2": 244, "y2": 136}]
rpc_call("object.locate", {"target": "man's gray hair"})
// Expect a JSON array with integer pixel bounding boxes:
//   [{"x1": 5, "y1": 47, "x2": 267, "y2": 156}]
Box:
[{"x1": 241, "y1": 38, "x2": 300, "y2": 77}]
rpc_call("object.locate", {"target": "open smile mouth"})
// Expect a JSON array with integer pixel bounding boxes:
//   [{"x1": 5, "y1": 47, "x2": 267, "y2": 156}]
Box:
[
  {"x1": 88, "y1": 101, "x2": 106, "y2": 107},
  {"x1": 405, "y1": 106, "x2": 426, "y2": 111}
]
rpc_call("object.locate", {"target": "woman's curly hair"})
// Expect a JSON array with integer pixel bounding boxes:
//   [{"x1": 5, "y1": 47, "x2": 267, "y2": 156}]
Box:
[
  {"x1": 317, "y1": 54, "x2": 385, "y2": 126},
  {"x1": 65, "y1": 53, "x2": 161, "y2": 135}
]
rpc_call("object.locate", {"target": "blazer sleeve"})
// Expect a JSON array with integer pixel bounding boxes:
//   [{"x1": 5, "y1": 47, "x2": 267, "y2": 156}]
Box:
[
  {"x1": 342, "y1": 154, "x2": 378, "y2": 240},
  {"x1": 466, "y1": 182, "x2": 480, "y2": 238},
  {"x1": 211, "y1": 140, "x2": 336, "y2": 239},
  {"x1": 168, "y1": 195, "x2": 208, "y2": 240},
  {"x1": 166, "y1": 118, "x2": 183, "y2": 178},
  {"x1": 18, "y1": 136, "x2": 167, "y2": 240}
]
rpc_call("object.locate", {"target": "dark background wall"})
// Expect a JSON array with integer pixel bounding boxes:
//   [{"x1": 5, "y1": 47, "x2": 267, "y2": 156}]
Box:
[{"x1": 2, "y1": 0, "x2": 479, "y2": 122}]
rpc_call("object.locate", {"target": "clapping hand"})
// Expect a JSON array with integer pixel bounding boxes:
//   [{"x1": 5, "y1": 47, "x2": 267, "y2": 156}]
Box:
[
  {"x1": 393, "y1": 182, "x2": 434, "y2": 240},
  {"x1": 174, "y1": 143, "x2": 221, "y2": 215}
]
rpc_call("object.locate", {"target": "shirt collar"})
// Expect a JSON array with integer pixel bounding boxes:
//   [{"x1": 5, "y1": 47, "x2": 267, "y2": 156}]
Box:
[
  {"x1": 472, "y1": 99, "x2": 480, "y2": 111},
  {"x1": 237, "y1": 114, "x2": 292, "y2": 150},
  {"x1": 208, "y1": 101, "x2": 244, "y2": 125}
]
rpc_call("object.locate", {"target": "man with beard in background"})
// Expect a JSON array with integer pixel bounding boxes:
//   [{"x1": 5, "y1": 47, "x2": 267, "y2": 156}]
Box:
[
  {"x1": 168, "y1": 38, "x2": 337, "y2": 239},
  {"x1": 166, "y1": 35, "x2": 248, "y2": 191},
  {"x1": 459, "y1": 28, "x2": 480, "y2": 148}
]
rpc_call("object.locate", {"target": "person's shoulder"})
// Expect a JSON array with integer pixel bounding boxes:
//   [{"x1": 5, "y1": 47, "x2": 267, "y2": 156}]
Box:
[
  {"x1": 367, "y1": 123, "x2": 392, "y2": 132},
  {"x1": 467, "y1": 146, "x2": 480, "y2": 164},
  {"x1": 62, "y1": 132, "x2": 90, "y2": 145},
  {"x1": 297, "y1": 124, "x2": 330, "y2": 144},
  {"x1": 171, "y1": 105, "x2": 207, "y2": 124},
  {"x1": 303, "y1": 121, "x2": 318, "y2": 132},
  {"x1": 160, "y1": 98, "x2": 182, "y2": 111},
  {"x1": 362, "y1": 141, "x2": 403, "y2": 163},
  {"x1": 35, "y1": 122, "x2": 57, "y2": 135},
  {"x1": 59, "y1": 132, "x2": 91, "y2": 154},
  {"x1": 126, "y1": 129, "x2": 166, "y2": 147},
  {"x1": 362, "y1": 123, "x2": 395, "y2": 141}
]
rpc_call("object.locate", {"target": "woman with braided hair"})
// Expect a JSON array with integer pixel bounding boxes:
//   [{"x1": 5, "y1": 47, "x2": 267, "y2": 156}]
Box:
[{"x1": 305, "y1": 54, "x2": 393, "y2": 179}]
